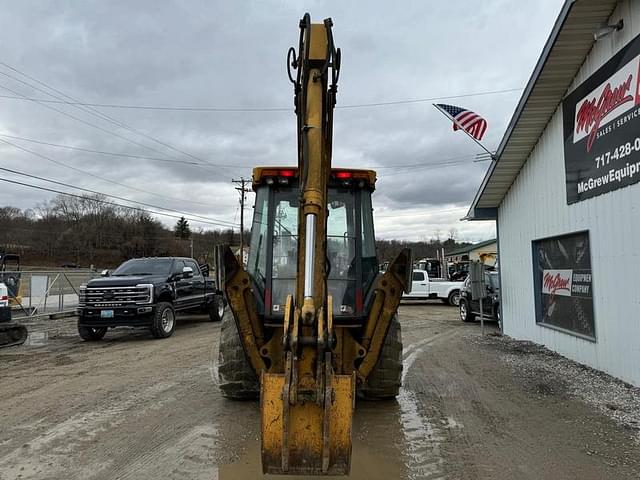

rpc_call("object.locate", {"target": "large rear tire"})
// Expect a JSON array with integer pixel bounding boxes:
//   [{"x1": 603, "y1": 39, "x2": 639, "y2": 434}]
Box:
[
  {"x1": 218, "y1": 308, "x2": 259, "y2": 400},
  {"x1": 358, "y1": 314, "x2": 403, "y2": 400}
]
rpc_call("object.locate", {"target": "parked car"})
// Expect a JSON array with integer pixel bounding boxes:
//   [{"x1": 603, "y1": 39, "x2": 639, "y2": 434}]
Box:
[
  {"x1": 403, "y1": 269, "x2": 464, "y2": 306},
  {"x1": 459, "y1": 270, "x2": 500, "y2": 323},
  {"x1": 78, "y1": 257, "x2": 226, "y2": 341}
]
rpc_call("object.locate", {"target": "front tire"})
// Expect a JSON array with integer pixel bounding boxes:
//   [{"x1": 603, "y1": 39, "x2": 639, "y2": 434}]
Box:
[
  {"x1": 208, "y1": 295, "x2": 225, "y2": 322},
  {"x1": 358, "y1": 314, "x2": 403, "y2": 400},
  {"x1": 459, "y1": 299, "x2": 474, "y2": 323},
  {"x1": 150, "y1": 302, "x2": 176, "y2": 339},
  {"x1": 78, "y1": 322, "x2": 107, "y2": 341},
  {"x1": 448, "y1": 290, "x2": 461, "y2": 306},
  {"x1": 218, "y1": 308, "x2": 259, "y2": 399}
]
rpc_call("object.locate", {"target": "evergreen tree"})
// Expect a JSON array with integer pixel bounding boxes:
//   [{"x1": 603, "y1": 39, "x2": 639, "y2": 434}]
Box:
[{"x1": 174, "y1": 216, "x2": 191, "y2": 239}]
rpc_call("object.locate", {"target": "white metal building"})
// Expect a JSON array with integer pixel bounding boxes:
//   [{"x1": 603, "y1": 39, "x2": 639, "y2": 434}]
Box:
[
  {"x1": 445, "y1": 239, "x2": 497, "y2": 265},
  {"x1": 468, "y1": 0, "x2": 640, "y2": 386}
]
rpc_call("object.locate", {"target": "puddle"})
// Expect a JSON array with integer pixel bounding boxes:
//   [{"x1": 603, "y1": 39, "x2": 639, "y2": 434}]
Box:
[
  {"x1": 25, "y1": 331, "x2": 48, "y2": 346},
  {"x1": 398, "y1": 337, "x2": 447, "y2": 479},
  {"x1": 212, "y1": 333, "x2": 449, "y2": 479},
  {"x1": 397, "y1": 390, "x2": 446, "y2": 480},
  {"x1": 218, "y1": 437, "x2": 403, "y2": 480}
]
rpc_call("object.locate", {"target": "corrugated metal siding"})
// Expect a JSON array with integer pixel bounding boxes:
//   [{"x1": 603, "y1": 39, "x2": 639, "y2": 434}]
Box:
[{"x1": 499, "y1": 0, "x2": 640, "y2": 386}]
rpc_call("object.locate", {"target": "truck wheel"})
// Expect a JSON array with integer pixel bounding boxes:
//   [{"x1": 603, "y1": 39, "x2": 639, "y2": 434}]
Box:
[
  {"x1": 78, "y1": 322, "x2": 107, "y2": 341},
  {"x1": 150, "y1": 302, "x2": 176, "y2": 339},
  {"x1": 358, "y1": 314, "x2": 403, "y2": 400},
  {"x1": 218, "y1": 308, "x2": 259, "y2": 400},
  {"x1": 459, "y1": 299, "x2": 474, "y2": 322},
  {"x1": 208, "y1": 295, "x2": 225, "y2": 322},
  {"x1": 448, "y1": 290, "x2": 461, "y2": 306}
]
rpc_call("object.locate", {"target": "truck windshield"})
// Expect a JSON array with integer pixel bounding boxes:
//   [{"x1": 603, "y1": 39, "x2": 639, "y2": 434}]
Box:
[{"x1": 112, "y1": 258, "x2": 173, "y2": 276}]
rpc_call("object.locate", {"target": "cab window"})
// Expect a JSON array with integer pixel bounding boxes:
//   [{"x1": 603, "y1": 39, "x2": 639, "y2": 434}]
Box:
[{"x1": 185, "y1": 260, "x2": 201, "y2": 277}]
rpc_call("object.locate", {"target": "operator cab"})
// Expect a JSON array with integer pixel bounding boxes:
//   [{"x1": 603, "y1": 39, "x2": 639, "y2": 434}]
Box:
[{"x1": 247, "y1": 167, "x2": 378, "y2": 321}]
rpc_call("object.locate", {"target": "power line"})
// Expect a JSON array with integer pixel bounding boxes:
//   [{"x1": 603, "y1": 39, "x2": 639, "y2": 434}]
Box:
[
  {"x1": 373, "y1": 153, "x2": 481, "y2": 170},
  {"x1": 338, "y1": 88, "x2": 522, "y2": 109},
  {"x1": 0, "y1": 137, "x2": 217, "y2": 207},
  {"x1": 0, "y1": 64, "x2": 197, "y2": 162},
  {"x1": 0, "y1": 133, "x2": 201, "y2": 166},
  {"x1": 0, "y1": 176, "x2": 238, "y2": 228},
  {"x1": 374, "y1": 206, "x2": 468, "y2": 218},
  {"x1": 2, "y1": 226, "x2": 234, "y2": 241},
  {"x1": 0, "y1": 166, "x2": 238, "y2": 228},
  {"x1": 0, "y1": 82, "x2": 182, "y2": 163},
  {"x1": 0, "y1": 87, "x2": 523, "y2": 112},
  {"x1": 0, "y1": 133, "x2": 249, "y2": 170},
  {"x1": 379, "y1": 157, "x2": 492, "y2": 176},
  {"x1": 0, "y1": 62, "x2": 240, "y2": 175}
]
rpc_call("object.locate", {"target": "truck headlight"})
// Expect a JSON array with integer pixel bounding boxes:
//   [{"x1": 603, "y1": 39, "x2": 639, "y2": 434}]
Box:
[{"x1": 135, "y1": 284, "x2": 154, "y2": 304}]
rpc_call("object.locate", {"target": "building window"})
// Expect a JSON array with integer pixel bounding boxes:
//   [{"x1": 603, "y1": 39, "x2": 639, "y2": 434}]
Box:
[{"x1": 532, "y1": 231, "x2": 595, "y2": 340}]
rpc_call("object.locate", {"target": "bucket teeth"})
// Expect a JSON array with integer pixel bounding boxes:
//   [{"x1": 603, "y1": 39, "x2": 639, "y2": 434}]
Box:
[{"x1": 261, "y1": 372, "x2": 354, "y2": 475}]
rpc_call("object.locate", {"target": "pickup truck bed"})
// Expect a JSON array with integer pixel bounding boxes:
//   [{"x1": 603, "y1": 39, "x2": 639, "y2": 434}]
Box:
[{"x1": 402, "y1": 269, "x2": 464, "y2": 306}]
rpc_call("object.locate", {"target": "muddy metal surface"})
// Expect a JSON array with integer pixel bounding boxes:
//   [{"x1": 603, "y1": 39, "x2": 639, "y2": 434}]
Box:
[{"x1": 1, "y1": 305, "x2": 639, "y2": 479}]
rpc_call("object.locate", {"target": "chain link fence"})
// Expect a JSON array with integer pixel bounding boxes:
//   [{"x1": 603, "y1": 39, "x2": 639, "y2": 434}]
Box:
[{"x1": 0, "y1": 269, "x2": 99, "y2": 319}]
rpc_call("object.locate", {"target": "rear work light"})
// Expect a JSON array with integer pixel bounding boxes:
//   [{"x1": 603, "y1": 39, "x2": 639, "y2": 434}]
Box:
[{"x1": 334, "y1": 171, "x2": 352, "y2": 179}]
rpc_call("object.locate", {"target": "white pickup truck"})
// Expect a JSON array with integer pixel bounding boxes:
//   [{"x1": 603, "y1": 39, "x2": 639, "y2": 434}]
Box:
[{"x1": 402, "y1": 269, "x2": 464, "y2": 306}]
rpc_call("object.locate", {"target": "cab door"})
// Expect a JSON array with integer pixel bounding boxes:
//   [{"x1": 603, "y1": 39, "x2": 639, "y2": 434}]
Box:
[
  {"x1": 183, "y1": 259, "x2": 205, "y2": 308},
  {"x1": 172, "y1": 260, "x2": 191, "y2": 310},
  {"x1": 410, "y1": 270, "x2": 428, "y2": 297}
]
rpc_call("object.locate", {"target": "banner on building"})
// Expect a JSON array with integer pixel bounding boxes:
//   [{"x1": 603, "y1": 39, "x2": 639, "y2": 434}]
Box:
[
  {"x1": 562, "y1": 33, "x2": 640, "y2": 204},
  {"x1": 533, "y1": 231, "x2": 595, "y2": 339}
]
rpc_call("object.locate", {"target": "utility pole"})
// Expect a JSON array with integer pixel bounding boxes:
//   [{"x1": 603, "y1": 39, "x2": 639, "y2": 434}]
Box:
[{"x1": 232, "y1": 177, "x2": 251, "y2": 263}]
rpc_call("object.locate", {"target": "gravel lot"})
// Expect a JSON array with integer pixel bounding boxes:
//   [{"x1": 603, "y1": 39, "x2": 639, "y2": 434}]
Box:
[{"x1": 1, "y1": 303, "x2": 639, "y2": 479}]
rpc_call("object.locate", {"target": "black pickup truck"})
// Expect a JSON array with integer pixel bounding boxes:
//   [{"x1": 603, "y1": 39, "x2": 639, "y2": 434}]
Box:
[{"x1": 78, "y1": 257, "x2": 225, "y2": 341}]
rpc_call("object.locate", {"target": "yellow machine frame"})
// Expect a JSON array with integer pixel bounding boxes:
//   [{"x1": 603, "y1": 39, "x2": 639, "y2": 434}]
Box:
[{"x1": 222, "y1": 15, "x2": 411, "y2": 475}]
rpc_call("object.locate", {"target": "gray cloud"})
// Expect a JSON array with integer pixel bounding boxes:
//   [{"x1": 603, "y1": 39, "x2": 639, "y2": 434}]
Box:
[{"x1": 0, "y1": 0, "x2": 564, "y2": 240}]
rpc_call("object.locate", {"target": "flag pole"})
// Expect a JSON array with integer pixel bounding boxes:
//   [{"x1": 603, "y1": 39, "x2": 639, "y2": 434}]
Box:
[{"x1": 433, "y1": 104, "x2": 496, "y2": 160}]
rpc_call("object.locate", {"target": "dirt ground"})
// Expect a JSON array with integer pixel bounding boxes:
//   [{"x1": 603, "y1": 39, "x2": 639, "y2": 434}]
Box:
[{"x1": 1, "y1": 303, "x2": 639, "y2": 480}]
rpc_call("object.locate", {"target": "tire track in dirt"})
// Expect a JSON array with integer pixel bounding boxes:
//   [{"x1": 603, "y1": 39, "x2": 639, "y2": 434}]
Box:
[
  {"x1": 398, "y1": 324, "x2": 463, "y2": 480},
  {"x1": 0, "y1": 376, "x2": 192, "y2": 480}
]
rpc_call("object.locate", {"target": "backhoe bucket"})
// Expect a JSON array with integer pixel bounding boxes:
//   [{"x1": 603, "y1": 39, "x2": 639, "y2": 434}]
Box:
[{"x1": 261, "y1": 372, "x2": 355, "y2": 475}]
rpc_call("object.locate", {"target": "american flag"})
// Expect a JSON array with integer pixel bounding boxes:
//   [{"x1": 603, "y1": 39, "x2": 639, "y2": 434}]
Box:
[{"x1": 435, "y1": 104, "x2": 488, "y2": 141}]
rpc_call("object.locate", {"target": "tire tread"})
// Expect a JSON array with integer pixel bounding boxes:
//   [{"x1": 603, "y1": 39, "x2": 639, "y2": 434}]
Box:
[{"x1": 358, "y1": 314, "x2": 403, "y2": 399}]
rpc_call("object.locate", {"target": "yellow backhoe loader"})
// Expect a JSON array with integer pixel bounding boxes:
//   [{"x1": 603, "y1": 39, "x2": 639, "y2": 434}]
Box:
[{"x1": 217, "y1": 14, "x2": 412, "y2": 475}]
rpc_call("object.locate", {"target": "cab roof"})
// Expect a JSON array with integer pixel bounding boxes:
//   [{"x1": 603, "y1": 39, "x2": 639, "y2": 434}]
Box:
[{"x1": 252, "y1": 166, "x2": 377, "y2": 190}]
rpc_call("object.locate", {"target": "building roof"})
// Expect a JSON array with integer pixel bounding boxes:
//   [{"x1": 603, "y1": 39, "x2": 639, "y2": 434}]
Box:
[
  {"x1": 445, "y1": 238, "x2": 497, "y2": 257},
  {"x1": 467, "y1": 0, "x2": 620, "y2": 220}
]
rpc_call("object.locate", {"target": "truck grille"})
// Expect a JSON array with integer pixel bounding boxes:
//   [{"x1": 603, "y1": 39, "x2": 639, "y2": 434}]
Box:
[{"x1": 79, "y1": 285, "x2": 152, "y2": 307}]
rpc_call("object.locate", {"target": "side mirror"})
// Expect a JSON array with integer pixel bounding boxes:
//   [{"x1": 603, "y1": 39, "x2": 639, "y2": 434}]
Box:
[
  {"x1": 101, "y1": 269, "x2": 110, "y2": 277},
  {"x1": 182, "y1": 266, "x2": 194, "y2": 279}
]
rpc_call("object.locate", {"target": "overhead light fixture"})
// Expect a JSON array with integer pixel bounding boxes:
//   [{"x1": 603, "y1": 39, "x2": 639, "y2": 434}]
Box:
[{"x1": 594, "y1": 19, "x2": 624, "y2": 41}]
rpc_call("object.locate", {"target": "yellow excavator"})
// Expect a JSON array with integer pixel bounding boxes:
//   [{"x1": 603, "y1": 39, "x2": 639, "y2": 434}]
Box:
[{"x1": 217, "y1": 14, "x2": 411, "y2": 475}]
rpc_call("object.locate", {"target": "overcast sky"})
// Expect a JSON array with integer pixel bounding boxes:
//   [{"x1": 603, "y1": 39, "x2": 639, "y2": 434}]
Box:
[{"x1": 0, "y1": 0, "x2": 564, "y2": 242}]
